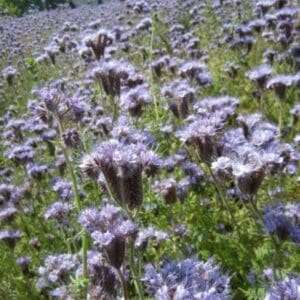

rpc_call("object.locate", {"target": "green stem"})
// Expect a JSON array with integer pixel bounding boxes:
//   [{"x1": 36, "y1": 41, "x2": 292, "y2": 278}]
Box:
[
  {"x1": 56, "y1": 117, "x2": 89, "y2": 291},
  {"x1": 115, "y1": 268, "x2": 129, "y2": 300},
  {"x1": 129, "y1": 239, "x2": 144, "y2": 300}
]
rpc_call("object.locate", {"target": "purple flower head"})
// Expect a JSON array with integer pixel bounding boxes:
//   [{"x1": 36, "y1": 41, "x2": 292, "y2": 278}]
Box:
[
  {"x1": 83, "y1": 204, "x2": 136, "y2": 268},
  {"x1": 135, "y1": 227, "x2": 168, "y2": 249},
  {"x1": 179, "y1": 60, "x2": 212, "y2": 86},
  {"x1": 194, "y1": 96, "x2": 239, "y2": 122},
  {"x1": 84, "y1": 29, "x2": 114, "y2": 60},
  {"x1": 5, "y1": 144, "x2": 35, "y2": 164},
  {"x1": 2, "y1": 66, "x2": 17, "y2": 85},
  {"x1": 143, "y1": 258, "x2": 230, "y2": 299},
  {"x1": 62, "y1": 128, "x2": 81, "y2": 148},
  {"x1": 111, "y1": 116, "x2": 156, "y2": 147},
  {"x1": 232, "y1": 152, "x2": 265, "y2": 197},
  {"x1": 53, "y1": 178, "x2": 73, "y2": 201},
  {"x1": 44, "y1": 202, "x2": 71, "y2": 224},
  {"x1": 151, "y1": 55, "x2": 170, "y2": 77},
  {"x1": 82, "y1": 139, "x2": 160, "y2": 208},
  {"x1": 90, "y1": 60, "x2": 139, "y2": 97},
  {"x1": 265, "y1": 275, "x2": 300, "y2": 300},
  {"x1": 246, "y1": 64, "x2": 272, "y2": 88},
  {"x1": 266, "y1": 75, "x2": 295, "y2": 98},
  {"x1": 212, "y1": 156, "x2": 233, "y2": 182},
  {"x1": 177, "y1": 114, "x2": 225, "y2": 163},
  {"x1": 16, "y1": 256, "x2": 31, "y2": 275},
  {"x1": 26, "y1": 163, "x2": 48, "y2": 180},
  {"x1": 162, "y1": 79, "x2": 195, "y2": 118},
  {"x1": 84, "y1": 250, "x2": 118, "y2": 298},
  {"x1": 154, "y1": 178, "x2": 180, "y2": 205},
  {"x1": 0, "y1": 229, "x2": 21, "y2": 248},
  {"x1": 120, "y1": 84, "x2": 151, "y2": 117},
  {"x1": 263, "y1": 202, "x2": 300, "y2": 243},
  {"x1": 37, "y1": 254, "x2": 79, "y2": 290}
]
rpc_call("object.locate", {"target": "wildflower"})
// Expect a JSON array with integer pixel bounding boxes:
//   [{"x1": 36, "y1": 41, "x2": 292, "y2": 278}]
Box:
[
  {"x1": 194, "y1": 96, "x2": 239, "y2": 121},
  {"x1": 44, "y1": 45, "x2": 59, "y2": 65},
  {"x1": 177, "y1": 115, "x2": 224, "y2": 163},
  {"x1": 162, "y1": 79, "x2": 195, "y2": 118},
  {"x1": 246, "y1": 64, "x2": 272, "y2": 88},
  {"x1": 263, "y1": 202, "x2": 300, "y2": 243},
  {"x1": 81, "y1": 139, "x2": 160, "y2": 208},
  {"x1": 179, "y1": 60, "x2": 212, "y2": 86},
  {"x1": 143, "y1": 258, "x2": 230, "y2": 299},
  {"x1": 266, "y1": 75, "x2": 295, "y2": 98},
  {"x1": 154, "y1": 178, "x2": 179, "y2": 204},
  {"x1": 120, "y1": 84, "x2": 151, "y2": 117},
  {"x1": 16, "y1": 256, "x2": 31, "y2": 275},
  {"x1": 81, "y1": 204, "x2": 136, "y2": 269},
  {"x1": 36, "y1": 254, "x2": 79, "y2": 290},
  {"x1": 212, "y1": 156, "x2": 233, "y2": 181},
  {"x1": 26, "y1": 163, "x2": 48, "y2": 180},
  {"x1": 135, "y1": 227, "x2": 168, "y2": 249},
  {"x1": 232, "y1": 154, "x2": 265, "y2": 197},
  {"x1": 53, "y1": 178, "x2": 73, "y2": 201},
  {"x1": 84, "y1": 29, "x2": 114, "y2": 60},
  {"x1": 0, "y1": 205, "x2": 18, "y2": 223},
  {"x1": 90, "y1": 60, "x2": 132, "y2": 97},
  {"x1": 62, "y1": 128, "x2": 81, "y2": 148},
  {"x1": 5, "y1": 144, "x2": 35, "y2": 164},
  {"x1": 2, "y1": 66, "x2": 17, "y2": 85},
  {"x1": 265, "y1": 275, "x2": 300, "y2": 300},
  {"x1": 44, "y1": 202, "x2": 71, "y2": 224},
  {"x1": 0, "y1": 229, "x2": 21, "y2": 248},
  {"x1": 113, "y1": 147, "x2": 144, "y2": 209},
  {"x1": 150, "y1": 56, "x2": 170, "y2": 77},
  {"x1": 84, "y1": 251, "x2": 117, "y2": 299}
]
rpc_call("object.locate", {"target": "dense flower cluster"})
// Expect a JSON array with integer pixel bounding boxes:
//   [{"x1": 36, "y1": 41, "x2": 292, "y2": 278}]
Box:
[{"x1": 143, "y1": 258, "x2": 230, "y2": 299}]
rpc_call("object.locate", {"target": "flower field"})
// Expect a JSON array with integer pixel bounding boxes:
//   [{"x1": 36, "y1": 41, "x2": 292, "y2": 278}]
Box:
[{"x1": 0, "y1": 0, "x2": 300, "y2": 299}]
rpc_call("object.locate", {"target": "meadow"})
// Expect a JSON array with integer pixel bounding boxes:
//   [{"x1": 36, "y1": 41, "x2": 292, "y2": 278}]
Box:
[{"x1": 0, "y1": 0, "x2": 300, "y2": 299}]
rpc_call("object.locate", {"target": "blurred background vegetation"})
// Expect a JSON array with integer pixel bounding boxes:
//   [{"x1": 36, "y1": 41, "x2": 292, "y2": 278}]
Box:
[{"x1": 0, "y1": 0, "x2": 102, "y2": 16}]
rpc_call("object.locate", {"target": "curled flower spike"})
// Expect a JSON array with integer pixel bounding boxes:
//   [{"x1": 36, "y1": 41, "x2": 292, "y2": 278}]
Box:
[
  {"x1": 179, "y1": 60, "x2": 212, "y2": 86},
  {"x1": 177, "y1": 114, "x2": 225, "y2": 163},
  {"x1": 81, "y1": 139, "x2": 161, "y2": 209},
  {"x1": 90, "y1": 60, "x2": 142, "y2": 98},
  {"x1": 62, "y1": 128, "x2": 81, "y2": 148},
  {"x1": 84, "y1": 29, "x2": 114, "y2": 60},
  {"x1": 120, "y1": 84, "x2": 151, "y2": 117},
  {"x1": 80, "y1": 204, "x2": 136, "y2": 269},
  {"x1": 232, "y1": 158, "x2": 265, "y2": 197},
  {"x1": 162, "y1": 79, "x2": 195, "y2": 118}
]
